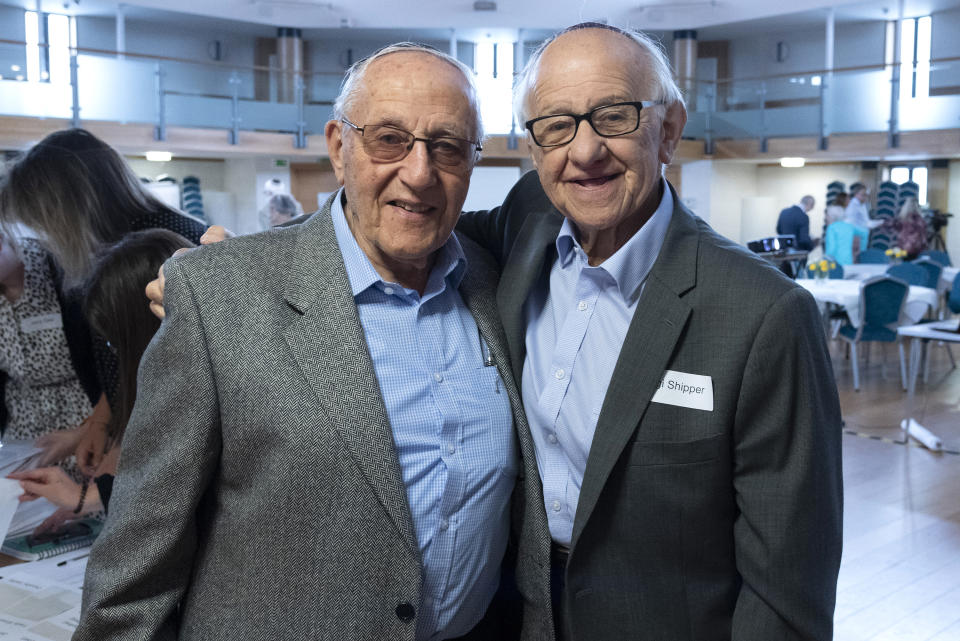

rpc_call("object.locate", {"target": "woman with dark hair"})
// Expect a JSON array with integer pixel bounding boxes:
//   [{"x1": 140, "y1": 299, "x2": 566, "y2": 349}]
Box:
[
  {"x1": 0, "y1": 128, "x2": 207, "y2": 287},
  {"x1": 0, "y1": 128, "x2": 208, "y2": 473},
  {"x1": 9, "y1": 229, "x2": 195, "y2": 521}
]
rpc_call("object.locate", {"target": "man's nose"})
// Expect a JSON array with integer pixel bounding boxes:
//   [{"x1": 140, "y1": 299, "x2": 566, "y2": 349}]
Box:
[
  {"x1": 567, "y1": 119, "x2": 608, "y2": 166},
  {"x1": 398, "y1": 139, "x2": 438, "y2": 188}
]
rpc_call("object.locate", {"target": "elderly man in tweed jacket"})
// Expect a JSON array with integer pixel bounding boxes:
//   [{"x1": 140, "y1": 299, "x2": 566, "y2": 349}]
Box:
[{"x1": 73, "y1": 43, "x2": 552, "y2": 641}]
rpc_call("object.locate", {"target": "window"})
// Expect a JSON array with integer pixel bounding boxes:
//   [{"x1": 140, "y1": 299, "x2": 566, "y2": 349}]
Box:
[
  {"x1": 23, "y1": 10, "x2": 75, "y2": 84},
  {"x1": 897, "y1": 16, "x2": 932, "y2": 100},
  {"x1": 24, "y1": 11, "x2": 40, "y2": 82},
  {"x1": 475, "y1": 39, "x2": 514, "y2": 135},
  {"x1": 888, "y1": 165, "x2": 928, "y2": 205}
]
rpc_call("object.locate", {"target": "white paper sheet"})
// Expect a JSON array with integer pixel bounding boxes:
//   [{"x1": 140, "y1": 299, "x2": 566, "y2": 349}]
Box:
[{"x1": 0, "y1": 478, "x2": 24, "y2": 542}]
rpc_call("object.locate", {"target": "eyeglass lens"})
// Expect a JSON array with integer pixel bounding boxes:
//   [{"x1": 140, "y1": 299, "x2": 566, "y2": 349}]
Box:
[
  {"x1": 530, "y1": 103, "x2": 641, "y2": 147},
  {"x1": 361, "y1": 125, "x2": 475, "y2": 168}
]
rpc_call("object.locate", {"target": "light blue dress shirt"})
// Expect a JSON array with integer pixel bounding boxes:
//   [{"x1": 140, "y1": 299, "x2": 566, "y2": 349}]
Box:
[
  {"x1": 331, "y1": 193, "x2": 517, "y2": 640},
  {"x1": 521, "y1": 179, "x2": 673, "y2": 546}
]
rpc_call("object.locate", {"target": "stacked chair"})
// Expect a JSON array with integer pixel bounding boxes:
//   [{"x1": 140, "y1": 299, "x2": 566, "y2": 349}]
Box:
[{"x1": 182, "y1": 175, "x2": 206, "y2": 222}]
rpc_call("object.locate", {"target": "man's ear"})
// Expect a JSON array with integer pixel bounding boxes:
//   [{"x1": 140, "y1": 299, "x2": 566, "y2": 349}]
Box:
[
  {"x1": 658, "y1": 102, "x2": 688, "y2": 165},
  {"x1": 526, "y1": 137, "x2": 541, "y2": 172},
  {"x1": 325, "y1": 120, "x2": 347, "y2": 186}
]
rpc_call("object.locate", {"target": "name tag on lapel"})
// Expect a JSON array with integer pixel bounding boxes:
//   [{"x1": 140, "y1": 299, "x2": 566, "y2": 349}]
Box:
[
  {"x1": 20, "y1": 313, "x2": 63, "y2": 333},
  {"x1": 651, "y1": 370, "x2": 713, "y2": 411}
]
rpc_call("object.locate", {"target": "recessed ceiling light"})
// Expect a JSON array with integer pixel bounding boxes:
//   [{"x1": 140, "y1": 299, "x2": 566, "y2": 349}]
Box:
[
  {"x1": 145, "y1": 151, "x2": 172, "y2": 162},
  {"x1": 780, "y1": 157, "x2": 805, "y2": 168}
]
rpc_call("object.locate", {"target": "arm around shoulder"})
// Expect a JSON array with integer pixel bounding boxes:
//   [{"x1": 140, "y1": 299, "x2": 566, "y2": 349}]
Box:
[{"x1": 731, "y1": 286, "x2": 843, "y2": 640}]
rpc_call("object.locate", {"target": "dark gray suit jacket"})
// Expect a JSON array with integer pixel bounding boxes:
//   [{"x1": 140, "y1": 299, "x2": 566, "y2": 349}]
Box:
[
  {"x1": 73, "y1": 198, "x2": 543, "y2": 640},
  {"x1": 458, "y1": 171, "x2": 843, "y2": 641}
]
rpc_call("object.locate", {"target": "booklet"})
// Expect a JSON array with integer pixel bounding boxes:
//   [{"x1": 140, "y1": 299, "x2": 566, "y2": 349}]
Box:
[{"x1": 1, "y1": 518, "x2": 103, "y2": 561}]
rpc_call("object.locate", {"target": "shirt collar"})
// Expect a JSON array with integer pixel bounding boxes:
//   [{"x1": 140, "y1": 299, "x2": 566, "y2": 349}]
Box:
[
  {"x1": 330, "y1": 188, "x2": 467, "y2": 299},
  {"x1": 555, "y1": 177, "x2": 673, "y2": 303}
]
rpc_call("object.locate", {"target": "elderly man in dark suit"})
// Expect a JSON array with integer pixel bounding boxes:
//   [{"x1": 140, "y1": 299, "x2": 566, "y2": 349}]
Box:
[
  {"x1": 458, "y1": 23, "x2": 843, "y2": 641},
  {"x1": 74, "y1": 43, "x2": 548, "y2": 641},
  {"x1": 776, "y1": 195, "x2": 817, "y2": 250}
]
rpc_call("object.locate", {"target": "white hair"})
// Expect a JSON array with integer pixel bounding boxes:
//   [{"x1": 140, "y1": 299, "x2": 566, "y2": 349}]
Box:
[
  {"x1": 513, "y1": 23, "x2": 685, "y2": 127},
  {"x1": 333, "y1": 42, "x2": 484, "y2": 141}
]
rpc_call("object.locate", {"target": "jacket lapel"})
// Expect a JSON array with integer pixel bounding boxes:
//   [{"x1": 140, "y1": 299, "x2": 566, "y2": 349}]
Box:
[
  {"x1": 497, "y1": 210, "x2": 563, "y2": 384},
  {"x1": 570, "y1": 189, "x2": 700, "y2": 549},
  {"x1": 282, "y1": 199, "x2": 418, "y2": 554}
]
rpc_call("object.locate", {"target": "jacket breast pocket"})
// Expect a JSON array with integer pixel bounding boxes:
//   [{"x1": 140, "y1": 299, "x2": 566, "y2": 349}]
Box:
[{"x1": 626, "y1": 433, "x2": 723, "y2": 467}]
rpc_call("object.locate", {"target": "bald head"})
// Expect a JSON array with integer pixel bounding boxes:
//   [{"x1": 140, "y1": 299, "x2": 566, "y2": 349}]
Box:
[{"x1": 514, "y1": 23, "x2": 683, "y2": 126}]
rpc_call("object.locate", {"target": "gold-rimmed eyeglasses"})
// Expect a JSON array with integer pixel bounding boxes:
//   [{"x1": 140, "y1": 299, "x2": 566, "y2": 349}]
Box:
[
  {"x1": 524, "y1": 101, "x2": 664, "y2": 148},
  {"x1": 341, "y1": 118, "x2": 482, "y2": 170}
]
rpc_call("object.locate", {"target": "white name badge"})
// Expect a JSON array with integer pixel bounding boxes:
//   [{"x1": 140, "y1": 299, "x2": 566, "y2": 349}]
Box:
[
  {"x1": 651, "y1": 370, "x2": 714, "y2": 411},
  {"x1": 20, "y1": 313, "x2": 63, "y2": 333}
]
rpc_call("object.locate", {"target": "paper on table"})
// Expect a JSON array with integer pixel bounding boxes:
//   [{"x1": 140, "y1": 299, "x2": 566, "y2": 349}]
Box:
[{"x1": 0, "y1": 478, "x2": 24, "y2": 542}]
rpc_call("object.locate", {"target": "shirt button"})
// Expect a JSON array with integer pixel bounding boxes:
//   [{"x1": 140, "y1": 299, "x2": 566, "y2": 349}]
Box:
[
  {"x1": 446, "y1": 444, "x2": 456, "y2": 455},
  {"x1": 577, "y1": 300, "x2": 588, "y2": 311},
  {"x1": 383, "y1": 286, "x2": 394, "y2": 295},
  {"x1": 438, "y1": 518, "x2": 449, "y2": 531},
  {"x1": 548, "y1": 433, "x2": 558, "y2": 444},
  {"x1": 552, "y1": 500, "x2": 562, "y2": 512},
  {"x1": 434, "y1": 372, "x2": 443, "y2": 383},
  {"x1": 554, "y1": 368, "x2": 565, "y2": 380}
]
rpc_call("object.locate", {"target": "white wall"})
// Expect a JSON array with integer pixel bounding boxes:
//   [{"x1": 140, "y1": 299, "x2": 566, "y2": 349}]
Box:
[
  {"x1": 126, "y1": 158, "x2": 226, "y2": 191},
  {"x1": 679, "y1": 160, "x2": 713, "y2": 224},
  {"x1": 709, "y1": 162, "x2": 758, "y2": 243},
  {"x1": 463, "y1": 166, "x2": 521, "y2": 212}
]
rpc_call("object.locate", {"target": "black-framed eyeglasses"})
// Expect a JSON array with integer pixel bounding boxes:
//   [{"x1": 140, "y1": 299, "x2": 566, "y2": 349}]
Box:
[
  {"x1": 524, "y1": 101, "x2": 663, "y2": 148},
  {"x1": 341, "y1": 118, "x2": 482, "y2": 170}
]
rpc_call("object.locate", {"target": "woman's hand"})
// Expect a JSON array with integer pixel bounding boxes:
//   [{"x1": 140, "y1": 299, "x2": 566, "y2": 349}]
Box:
[{"x1": 33, "y1": 428, "x2": 84, "y2": 467}]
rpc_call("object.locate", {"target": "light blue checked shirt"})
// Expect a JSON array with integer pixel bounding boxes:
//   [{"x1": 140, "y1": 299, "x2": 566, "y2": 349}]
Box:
[
  {"x1": 521, "y1": 179, "x2": 673, "y2": 546},
  {"x1": 331, "y1": 193, "x2": 517, "y2": 640}
]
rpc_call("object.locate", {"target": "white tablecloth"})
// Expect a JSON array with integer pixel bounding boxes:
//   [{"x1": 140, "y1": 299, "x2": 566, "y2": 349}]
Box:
[
  {"x1": 843, "y1": 263, "x2": 959, "y2": 292},
  {"x1": 798, "y1": 279, "x2": 939, "y2": 328}
]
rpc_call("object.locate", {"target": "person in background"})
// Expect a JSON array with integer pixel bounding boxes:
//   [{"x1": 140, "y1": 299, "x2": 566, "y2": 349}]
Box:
[
  {"x1": 1, "y1": 230, "x2": 91, "y2": 462},
  {"x1": 776, "y1": 195, "x2": 816, "y2": 250},
  {"x1": 0, "y1": 128, "x2": 207, "y2": 476},
  {"x1": 266, "y1": 193, "x2": 304, "y2": 227},
  {"x1": 825, "y1": 215, "x2": 869, "y2": 265},
  {"x1": 845, "y1": 185, "x2": 882, "y2": 232},
  {"x1": 892, "y1": 197, "x2": 928, "y2": 259},
  {"x1": 8, "y1": 229, "x2": 194, "y2": 528},
  {"x1": 824, "y1": 192, "x2": 849, "y2": 227}
]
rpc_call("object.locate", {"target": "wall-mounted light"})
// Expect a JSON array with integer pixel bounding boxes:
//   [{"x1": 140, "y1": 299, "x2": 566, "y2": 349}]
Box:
[
  {"x1": 780, "y1": 157, "x2": 805, "y2": 168},
  {"x1": 145, "y1": 151, "x2": 172, "y2": 162}
]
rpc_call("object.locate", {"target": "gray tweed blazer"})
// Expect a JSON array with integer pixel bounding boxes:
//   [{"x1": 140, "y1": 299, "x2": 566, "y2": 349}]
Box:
[{"x1": 73, "y1": 197, "x2": 541, "y2": 641}]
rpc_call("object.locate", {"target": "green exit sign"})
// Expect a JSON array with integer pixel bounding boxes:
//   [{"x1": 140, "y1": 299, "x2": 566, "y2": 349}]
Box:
[{"x1": 274, "y1": 159, "x2": 288, "y2": 168}]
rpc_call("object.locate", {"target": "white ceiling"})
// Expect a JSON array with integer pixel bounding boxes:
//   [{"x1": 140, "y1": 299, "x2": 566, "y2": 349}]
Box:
[{"x1": 8, "y1": 0, "x2": 960, "y2": 36}]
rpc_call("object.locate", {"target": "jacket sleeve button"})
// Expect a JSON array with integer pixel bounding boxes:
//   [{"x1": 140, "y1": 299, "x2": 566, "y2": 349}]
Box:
[{"x1": 395, "y1": 602, "x2": 416, "y2": 622}]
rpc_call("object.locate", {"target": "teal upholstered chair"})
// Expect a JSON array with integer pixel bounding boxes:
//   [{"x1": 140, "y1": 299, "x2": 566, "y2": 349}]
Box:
[{"x1": 837, "y1": 275, "x2": 908, "y2": 391}]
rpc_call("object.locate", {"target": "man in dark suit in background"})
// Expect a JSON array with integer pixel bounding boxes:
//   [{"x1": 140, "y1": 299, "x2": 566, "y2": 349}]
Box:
[
  {"x1": 458, "y1": 23, "x2": 843, "y2": 641},
  {"x1": 776, "y1": 195, "x2": 817, "y2": 250}
]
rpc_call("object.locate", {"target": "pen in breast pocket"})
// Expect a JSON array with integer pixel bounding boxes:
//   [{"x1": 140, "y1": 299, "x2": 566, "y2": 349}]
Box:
[{"x1": 479, "y1": 332, "x2": 495, "y2": 367}]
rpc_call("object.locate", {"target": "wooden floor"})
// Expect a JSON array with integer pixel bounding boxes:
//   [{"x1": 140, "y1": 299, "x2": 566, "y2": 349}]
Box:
[{"x1": 831, "y1": 339, "x2": 960, "y2": 641}]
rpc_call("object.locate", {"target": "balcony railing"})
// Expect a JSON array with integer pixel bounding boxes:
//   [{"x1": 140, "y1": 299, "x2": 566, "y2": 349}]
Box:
[{"x1": 2, "y1": 38, "x2": 959, "y2": 152}]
